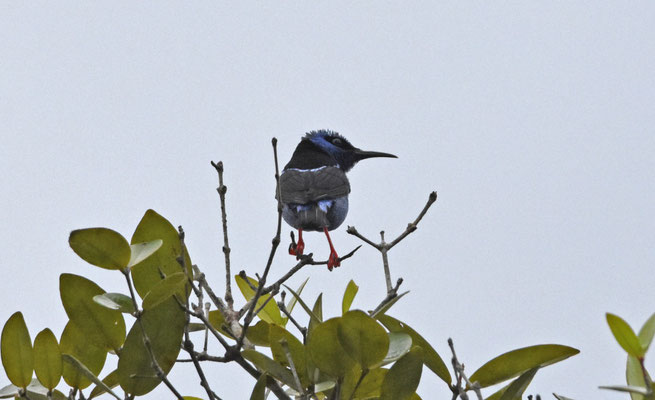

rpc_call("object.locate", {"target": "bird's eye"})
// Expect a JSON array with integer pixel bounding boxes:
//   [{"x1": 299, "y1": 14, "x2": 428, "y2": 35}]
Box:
[{"x1": 331, "y1": 138, "x2": 343, "y2": 146}]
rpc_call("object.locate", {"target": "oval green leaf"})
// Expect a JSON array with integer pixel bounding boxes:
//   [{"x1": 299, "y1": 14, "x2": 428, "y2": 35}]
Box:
[
  {"x1": 130, "y1": 209, "x2": 192, "y2": 298},
  {"x1": 33, "y1": 328, "x2": 61, "y2": 390},
  {"x1": 469, "y1": 344, "x2": 579, "y2": 388},
  {"x1": 382, "y1": 332, "x2": 412, "y2": 365},
  {"x1": 607, "y1": 313, "x2": 644, "y2": 357},
  {"x1": 59, "y1": 274, "x2": 126, "y2": 351},
  {"x1": 626, "y1": 355, "x2": 647, "y2": 400},
  {"x1": 60, "y1": 321, "x2": 107, "y2": 390},
  {"x1": 236, "y1": 275, "x2": 284, "y2": 325},
  {"x1": 117, "y1": 297, "x2": 185, "y2": 396},
  {"x1": 342, "y1": 280, "x2": 359, "y2": 315},
  {"x1": 269, "y1": 325, "x2": 308, "y2": 387},
  {"x1": 128, "y1": 239, "x2": 163, "y2": 269},
  {"x1": 380, "y1": 346, "x2": 423, "y2": 400},
  {"x1": 241, "y1": 349, "x2": 296, "y2": 388},
  {"x1": 1, "y1": 312, "x2": 33, "y2": 388},
  {"x1": 93, "y1": 293, "x2": 136, "y2": 314},
  {"x1": 142, "y1": 272, "x2": 187, "y2": 310},
  {"x1": 246, "y1": 320, "x2": 270, "y2": 347},
  {"x1": 338, "y1": 310, "x2": 389, "y2": 369},
  {"x1": 69, "y1": 228, "x2": 131, "y2": 270},
  {"x1": 307, "y1": 317, "x2": 355, "y2": 379},
  {"x1": 353, "y1": 368, "x2": 388, "y2": 399},
  {"x1": 638, "y1": 313, "x2": 655, "y2": 352},
  {"x1": 377, "y1": 314, "x2": 451, "y2": 385}
]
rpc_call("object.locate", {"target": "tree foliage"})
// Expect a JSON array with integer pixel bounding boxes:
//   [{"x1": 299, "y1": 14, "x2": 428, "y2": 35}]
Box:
[{"x1": 0, "y1": 143, "x2": 595, "y2": 399}]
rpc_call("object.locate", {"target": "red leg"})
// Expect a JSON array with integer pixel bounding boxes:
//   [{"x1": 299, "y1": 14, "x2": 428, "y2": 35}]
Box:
[
  {"x1": 289, "y1": 229, "x2": 305, "y2": 258},
  {"x1": 323, "y1": 227, "x2": 340, "y2": 271}
]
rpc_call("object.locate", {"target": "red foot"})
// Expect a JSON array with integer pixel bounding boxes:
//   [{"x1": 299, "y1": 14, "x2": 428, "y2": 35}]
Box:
[
  {"x1": 323, "y1": 227, "x2": 340, "y2": 271},
  {"x1": 327, "y1": 249, "x2": 340, "y2": 271},
  {"x1": 289, "y1": 229, "x2": 305, "y2": 258}
]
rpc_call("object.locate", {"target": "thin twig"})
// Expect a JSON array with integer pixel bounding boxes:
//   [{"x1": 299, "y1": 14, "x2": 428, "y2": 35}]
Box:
[
  {"x1": 211, "y1": 160, "x2": 234, "y2": 310},
  {"x1": 448, "y1": 338, "x2": 482, "y2": 400},
  {"x1": 178, "y1": 228, "x2": 218, "y2": 400},
  {"x1": 279, "y1": 300, "x2": 307, "y2": 342},
  {"x1": 370, "y1": 278, "x2": 403, "y2": 316},
  {"x1": 347, "y1": 191, "x2": 437, "y2": 295},
  {"x1": 236, "y1": 138, "x2": 283, "y2": 351},
  {"x1": 121, "y1": 269, "x2": 185, "y2": 400}
]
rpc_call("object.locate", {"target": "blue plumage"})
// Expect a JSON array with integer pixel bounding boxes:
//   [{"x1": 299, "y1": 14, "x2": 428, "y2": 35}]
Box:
[{"x1": 280, "y1": 130, "x2": 396, "y2": 270}]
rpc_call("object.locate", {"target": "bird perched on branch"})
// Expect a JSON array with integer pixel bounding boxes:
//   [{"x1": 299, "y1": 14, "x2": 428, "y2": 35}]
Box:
[{"x1": 279, "y1": 130, "x2": 397, "y2": 270}]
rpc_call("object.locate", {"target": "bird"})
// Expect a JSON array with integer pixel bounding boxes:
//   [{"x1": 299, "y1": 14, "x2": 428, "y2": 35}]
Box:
[{"x1": 279, "y1": 130, "x2": 397, "y2": 270}]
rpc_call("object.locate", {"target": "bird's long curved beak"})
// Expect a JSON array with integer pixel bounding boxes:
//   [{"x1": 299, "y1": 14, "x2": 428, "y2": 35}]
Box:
[{"x1": 353, "y1": 149, "x2": 398, "y2": 161}]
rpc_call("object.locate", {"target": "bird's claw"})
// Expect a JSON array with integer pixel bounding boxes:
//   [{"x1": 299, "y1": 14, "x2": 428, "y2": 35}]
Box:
[
  {"x1": 327, "y1": 251, "x2": 340, "y2": 271},
  {"x1": 289, "y1": 238, "x2": 305, "y2": 259}
]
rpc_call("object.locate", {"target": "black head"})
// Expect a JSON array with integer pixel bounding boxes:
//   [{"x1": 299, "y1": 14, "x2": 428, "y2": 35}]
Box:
[{"x1": 303, "y1": 130, "x2": 397, "y2": 172}]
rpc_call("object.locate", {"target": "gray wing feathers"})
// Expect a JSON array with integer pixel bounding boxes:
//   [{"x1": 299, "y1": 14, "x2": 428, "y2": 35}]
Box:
[{"x1": 280, "y1": 166, "x2": 350, "y2": 204}]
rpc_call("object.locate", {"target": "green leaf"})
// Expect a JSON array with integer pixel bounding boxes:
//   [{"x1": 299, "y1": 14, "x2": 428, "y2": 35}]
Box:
[
  {"x1": 207, "y1": 310, "x2": 237, "y2": 339},
  {"x1": 89, "y1": 369, "x2": 119, "y2": 399},
  {"x1": 382, "y1": 332, "x2": 413, "y2": 365},
  {"x1": 69, "y1": 228, "x2": 131, "y2": 270},
  {"x1": 269, "y1": 325, "x2": 308, "y2": 387},
  {"x1": 128, "y1": 239, "x2": 163, "y2": 269},
  {"x1": 380, "y1": 346, "x2": 423, "y2": 400},
  {"x1": 342, "y1": 280, "x2": 359, "y2": 315},
  {"x1": 62, "y1": 354, "x2": 120, "y2": 400},
  {"x1": 599, "y1": 385, "x2": 651, "y2": 395},
  {"x1": 377, "y1": 314, "x2": 451, "y2": 385},
  {"x1": 607, "y1": 313, "x2": 645, "y2": 357},
  {"x1": 353, "y1": 368, "x2": 388, "y2": 398},
  {"x1": 247, "y1": 320, "x2": 271, "y2": 347},
  {"x1": 250, "y1": 373, "x2": 268, "y2": 400},
  {"x1": 117, "y1": 297, "x2": 186, "y2": 396},
  {"x1": 241, "y1": 349, "x2": 297, "y2": 388},
  {"x1": 286, "y1": 277, "x2": 309, "y2": 315},
  {"x1": 469, "y1": 344, "x2": 579, "y2": 388},
  {"x1": 283, "y1": 285, "x2": 321, "y2": 326},
  {"x1": 142, "y1": 272, "x2": 187, "y2": 310},
  {"x1": 236, "y1": 274, "x2": 284, "y2": 325},
  {"x1": 371, "y1": 291, "x2": 409, "y2": 318},
  {"x1": 188, "y1": 323, "x2": 207, "y2": 332},
  {"x1": 626, "y1": 355, "x2": 650, "y2": 400},
  {"x1": 498, "y1": 367, "x2": 538, "y2": 400},
  {"x1": 33, "y1": 328, "x2": 61, "y2": 390},
  {"x1": 60, "y1": 321, "x2": 107, "y2": 390},
  {"x1": 59, "y1": 274, "x2": 126, "y2": 351},
  {"x1": 338, "y1": 310, "x2": 389, "y2": 369},
  {"x1": 307, "y1": 317, "x2": 355, "y2": 379},
  {"x1": 638, "y1": 313, "x2": 655, "y2": 352},
  {"x1": 0, "y1": 312, "x2": 33, "y2": 388},
  {"x1": 131, "y1": 209, "x2": 192, "y2": 298},
  {"x1": 93, "y1": 293, "x2": 136, "y2": 314}
]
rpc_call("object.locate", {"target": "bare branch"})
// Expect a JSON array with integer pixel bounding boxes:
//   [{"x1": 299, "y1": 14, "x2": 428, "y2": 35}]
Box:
[
  {"x1": 211, "y1": 160, "x2": 234, "y2": 310},
  {"x1": 448, "y1": 338, "x2": 482, "y2": 400},
  {"x1": 347, "y1": 191, "x2": 437, "y2": 295},
  {"x1": 387, "y1": 191, "x2": 438, "y2": 250},
  {"x1": 235, "y1": 138, "x2": 283, "y2": 351}
]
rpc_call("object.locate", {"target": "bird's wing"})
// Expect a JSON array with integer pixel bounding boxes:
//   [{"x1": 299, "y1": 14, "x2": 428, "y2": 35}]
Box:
[{"x1": 279, "y1": 166, "x2": 350, "y2": 204}]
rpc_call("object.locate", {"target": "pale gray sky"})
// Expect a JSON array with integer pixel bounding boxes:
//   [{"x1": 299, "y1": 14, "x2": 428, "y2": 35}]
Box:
[{"x1": 1, "y1": 2, "x2": 654, "y2": 399}]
